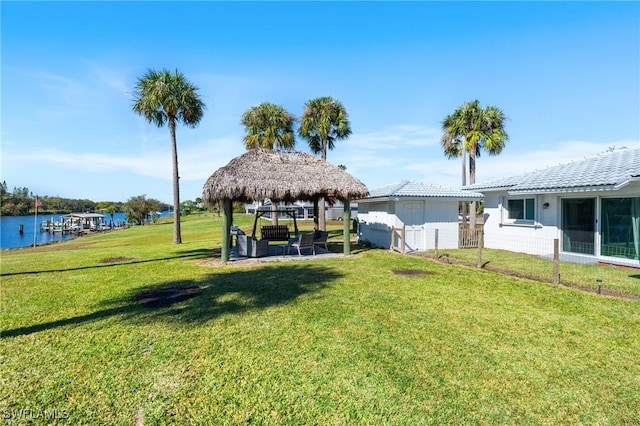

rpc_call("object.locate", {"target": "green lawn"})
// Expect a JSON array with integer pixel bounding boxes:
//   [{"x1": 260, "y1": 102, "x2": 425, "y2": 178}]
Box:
[
  {"x1": 423, "y1": 247, "x2": 640, "y2": 298},
  {"x1": 1, "y1": 213, "x2": 639, "y2": 425}
]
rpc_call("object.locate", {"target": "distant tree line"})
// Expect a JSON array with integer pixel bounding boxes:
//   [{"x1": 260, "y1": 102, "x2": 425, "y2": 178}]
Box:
[
  {"x1": 1, "y1": 181, "x2": 223, "y2": 223},
  {"x1": 0, "y1": 182, "x2": 168, "y2": 218},
  {"x1": 0, "y1": 182, "x2": 107, "y2": 216}
]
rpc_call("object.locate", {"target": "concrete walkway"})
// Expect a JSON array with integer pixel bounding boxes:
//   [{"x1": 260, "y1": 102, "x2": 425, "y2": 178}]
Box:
[{"x1": 228, "y1": 244, "x2": 341, "y2": 264}]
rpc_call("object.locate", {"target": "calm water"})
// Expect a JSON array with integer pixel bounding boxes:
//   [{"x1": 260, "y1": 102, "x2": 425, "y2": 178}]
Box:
[{"x1": 0, "y1": 213, "x2": 129, "y2": 250}]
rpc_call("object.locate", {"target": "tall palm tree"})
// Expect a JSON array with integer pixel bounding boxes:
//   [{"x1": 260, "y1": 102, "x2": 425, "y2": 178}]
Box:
[
  {"x1": 241, "y1": 102, "x2": 296, "y2": 225},
  {"x1": 132, "y1": 69, "x2": 205, "y2": 244},
  {"x1": 298, "y1": 96, "x2": 352, "y2": 231},
  {"x1": 441, "y1": 100, "x2": 508, "y2": 228},
  {"x1": 441, "y1": 101, "x2": 479, "y2": 225}
]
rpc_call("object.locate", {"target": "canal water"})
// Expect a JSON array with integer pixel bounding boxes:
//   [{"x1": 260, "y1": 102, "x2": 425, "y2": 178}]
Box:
[{"x1": 1, "y1": 213, "x2": 129, "y2": 250}]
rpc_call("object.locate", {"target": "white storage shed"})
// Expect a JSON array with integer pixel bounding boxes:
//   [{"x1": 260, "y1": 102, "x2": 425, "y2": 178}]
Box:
[{"x1": 356, "y1": 181, "x2": 483, "y2": 252}]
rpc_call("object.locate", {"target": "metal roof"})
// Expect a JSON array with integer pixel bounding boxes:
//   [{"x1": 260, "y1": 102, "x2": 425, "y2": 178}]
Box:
[
  {"x1": 62, "y1": 213, "x2": 106, "y2": 218},
  {"x1": 463, "y1": 147, "x2": 640, "y2": 194},
  {"x1": 360, "y1": 180, "x2": 484, "y2": 201}
]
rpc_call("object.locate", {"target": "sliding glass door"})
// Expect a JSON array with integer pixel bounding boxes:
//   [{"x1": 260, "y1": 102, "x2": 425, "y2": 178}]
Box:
[
  {"x1": 562, "y1": 198, "x2": 596, "y2": 255},
  {"x1": 601, "y1": 197, "x2": 640, "y2": 260}
]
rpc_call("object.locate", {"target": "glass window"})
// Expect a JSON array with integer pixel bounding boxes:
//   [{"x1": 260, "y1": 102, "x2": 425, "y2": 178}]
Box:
[
  {"x1": 508, "y1": 198, "x2": 535, "y2": 220},
  {"x1": 525, "y1": 199, "x2": 535, "y2": 220}
]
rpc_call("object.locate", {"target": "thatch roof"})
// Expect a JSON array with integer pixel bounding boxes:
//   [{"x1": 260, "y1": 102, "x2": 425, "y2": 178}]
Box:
[{"x1": 202, "y1": 148, "x2": 369, "y2": 204}]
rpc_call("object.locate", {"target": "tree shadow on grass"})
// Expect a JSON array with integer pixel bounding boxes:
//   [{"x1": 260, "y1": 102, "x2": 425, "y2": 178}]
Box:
[
  {"x1": 2, "y1": 263, "x2": 340, "y2": 338},
  {"x1": 0, "y1": 248, "x2": 213, "y2": 277}
]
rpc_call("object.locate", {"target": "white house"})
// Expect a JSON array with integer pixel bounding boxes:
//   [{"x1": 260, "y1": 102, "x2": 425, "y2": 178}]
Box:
[
  {"x1": 244, "y1": 200, "x2": 357, "y2": 221},
  {"x1": 356, "y1": 181, "x2": 483, "y2": 251},
  {"x1": 462, "y1": 147, "x2": 640, "y2": 267}
]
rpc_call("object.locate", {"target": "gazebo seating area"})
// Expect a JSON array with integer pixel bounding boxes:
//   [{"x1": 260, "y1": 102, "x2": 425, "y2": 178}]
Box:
[
  {"x1": 313, "y1": 230, "x2": 329, "y2": 250},
  {"x1": 202, "y1": 148, "x2": 370, "y2": 262},
  {"x1": 261, "y1": 225, "x2": 291, "y2": 242},
  {"x1": 236, "y1": 234, "x2": 269, "y2": 258},
  {"x1": 286, "y1": 233, "x2": 316, "y2": 256}
]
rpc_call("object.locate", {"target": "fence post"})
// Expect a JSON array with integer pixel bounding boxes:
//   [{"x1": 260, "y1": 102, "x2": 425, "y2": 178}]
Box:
[
  {"x1": 401, "y1": 226, "x2": 406, "y2": 253},
  {"x1": 476, "y1": 229, "x2": 484, "y2": 268},
  {"x1": 434, "y1": 228, "x2": 439, "y2": 259},
  {"x1": 390, "y1": 226, "x2": 395, "y2": 251},
  {"x1": 553, "y1": 238, "x2": 560, "y2": 284}
]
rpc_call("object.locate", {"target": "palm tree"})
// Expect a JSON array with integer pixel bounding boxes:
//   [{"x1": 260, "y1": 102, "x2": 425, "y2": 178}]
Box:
[
  {"x1": 441, "y1": 101, "x2": 476, "y2": 225},
  {"x1": 298, "y1": 96, "x2": 352, "y2": 231},
  {"x1": 241, "y1": 102, "x2": 296, "y2": 150},
  {"x1": 241, "y1": 102, "x2": 296, "y2": 225},
  {"x1": 105, "y1": 204, "x2": 117, "y2": 229},
  {"x1": 441, "y1": 100, "x2": 508, "y2": 228},
  {"x1": 132, "y1": 69, "x2": 205, "y2": 244}
]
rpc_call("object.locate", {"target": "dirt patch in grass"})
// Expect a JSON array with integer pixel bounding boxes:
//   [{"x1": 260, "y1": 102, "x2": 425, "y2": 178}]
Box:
[
  {"x1": 100, "y1": 257, "x2": 135, "y2": 264},
  {"x1": 391, "y1": 270, "x2": 434, "y2": 276},
  {"x1": 135, "y1": 286, "x2": 202, "y2": 308}
]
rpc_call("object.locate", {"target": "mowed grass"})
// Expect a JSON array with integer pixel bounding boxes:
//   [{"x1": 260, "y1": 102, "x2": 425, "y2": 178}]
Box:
[
  {"x1": 1, "y1": 214, "x2": 639, "y2": 425},
  {"x1": 424, "y1": 247, "x2": 640, "y2": 298}
]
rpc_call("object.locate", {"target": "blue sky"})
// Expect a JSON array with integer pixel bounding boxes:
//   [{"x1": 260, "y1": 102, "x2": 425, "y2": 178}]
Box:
[{"x1": 2, "y1": 1, "x2": 639, "y2": 204}]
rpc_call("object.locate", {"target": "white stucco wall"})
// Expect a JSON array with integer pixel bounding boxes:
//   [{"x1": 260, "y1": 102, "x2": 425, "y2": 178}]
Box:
[
  {"x1": 357, "y1": 198, "x2": 461, "y2": 251},
  {"x1": 357, "y1": 200, "x2": 397, "y2": 248},
  {"x1": 482, "y1": 183, "x2": 640, "y2": 267}
]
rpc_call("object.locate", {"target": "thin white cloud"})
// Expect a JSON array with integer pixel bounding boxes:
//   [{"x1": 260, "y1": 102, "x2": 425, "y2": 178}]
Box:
[
  {"x1": 35, "y1": 70, "x2": 90, "y2": 100},
  {"x1": 88, "y1": 63, "x2": 130, "y2": 94},
  {"x1": 333, "y1": 133, "x2": 639, "y2": 191},
  {"x1": 11, "y1": 67, "x2": 125, "y2": 122},
  {"x1": 10, "y1": 136, "x2": 246, "y2": 182},
  {"x1": 345, "y1": 125, "x2": 441, "y2": 151},
  {"x1": 474, "y1": 140, "x2": 638, "y2": 183}
]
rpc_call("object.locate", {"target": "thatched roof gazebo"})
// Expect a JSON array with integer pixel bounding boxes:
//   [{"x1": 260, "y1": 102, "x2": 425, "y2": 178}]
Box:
[{"x1": 202, "y1": 148, "x2": 369, "y2": 261}]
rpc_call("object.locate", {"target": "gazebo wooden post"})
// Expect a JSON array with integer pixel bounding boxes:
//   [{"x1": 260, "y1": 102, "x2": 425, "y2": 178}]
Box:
[
  {"x1": 343, "y1": 199, "x2": 351, "y2": 255},
  {"x1": 221, "y1": 198, "x2": 232, "y2": 263}
]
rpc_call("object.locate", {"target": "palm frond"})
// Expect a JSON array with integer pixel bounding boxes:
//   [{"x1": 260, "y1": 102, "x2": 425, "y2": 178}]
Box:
[
  {"x1": 132, "y1": 69, "x2": 206, "y2": 128},
  {"x1": 241, "y1": 102, "x2": 296, "y2": 150},
  {"x1": 298, "y1": 96, "x2": 351, "y2": 159}
]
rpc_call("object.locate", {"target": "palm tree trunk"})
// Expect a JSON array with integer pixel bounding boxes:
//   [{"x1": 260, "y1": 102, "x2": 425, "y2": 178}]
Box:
[
  {"x1": 460, "y1": 147, "x2": 468, "y2": 227},
  {"x1": 317, "y1": 142, "x2": 328, "y2": 231},
  {"x1": 469, "y1": 148, "x2": 477, "y2": 230},
  {"x1": 169, "y1": 120, "x2": 182, "y2": 244}
]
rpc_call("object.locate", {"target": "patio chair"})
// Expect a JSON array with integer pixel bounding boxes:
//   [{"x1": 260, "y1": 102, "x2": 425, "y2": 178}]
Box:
[
  {"x1": 237, "y1": 234, "x2": 269, "y2": 258},
  {"x1": 286, "y1": 233, "x2": 316, "y2": 256},
  {"x1": 313, "y1": 230, "x2": 329, "y2": 251}
]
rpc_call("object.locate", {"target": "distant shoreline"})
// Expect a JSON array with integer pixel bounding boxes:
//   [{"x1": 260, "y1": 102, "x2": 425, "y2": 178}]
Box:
[{"x1": 0, "y1": 211, "x2": 122, "y2": 217}]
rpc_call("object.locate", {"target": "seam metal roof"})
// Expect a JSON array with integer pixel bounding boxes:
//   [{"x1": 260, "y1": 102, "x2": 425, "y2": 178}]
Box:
[
  {"x1": 462, "y1": 147, "x2": 640, "y2": 193},
  {"x1": 362, "y1": 180, "x2": 484, "y2": 200}
]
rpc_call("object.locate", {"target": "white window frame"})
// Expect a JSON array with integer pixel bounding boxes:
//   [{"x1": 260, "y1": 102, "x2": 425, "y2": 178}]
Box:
[{"x1": 504, "y1": 197, "x2": 536, "y2": 224}]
